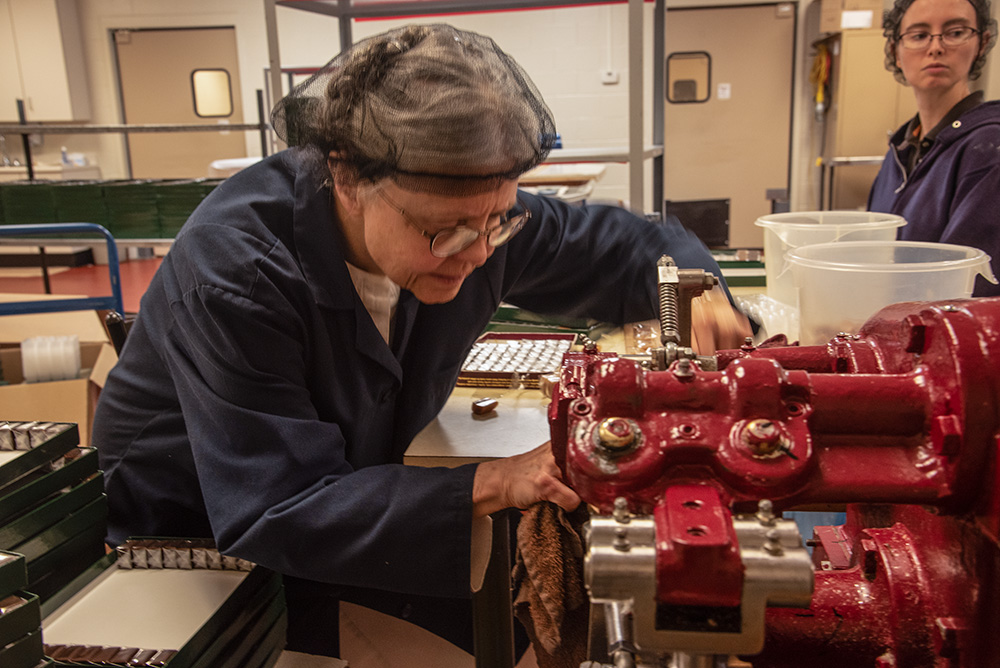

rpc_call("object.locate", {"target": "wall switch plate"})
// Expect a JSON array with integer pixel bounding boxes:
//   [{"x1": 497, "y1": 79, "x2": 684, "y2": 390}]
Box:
[{"x1": 600, "y1": 69, "x2": 620, "y2": 85}]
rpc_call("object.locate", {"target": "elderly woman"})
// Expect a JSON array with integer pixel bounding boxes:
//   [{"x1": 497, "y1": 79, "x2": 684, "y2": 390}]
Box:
[
  {"x1": 868, "y1": 0, "x2": 999, "y2": 295},
  {"x1": 93, "y1": 24, "x2": 748, "y2": 660}
]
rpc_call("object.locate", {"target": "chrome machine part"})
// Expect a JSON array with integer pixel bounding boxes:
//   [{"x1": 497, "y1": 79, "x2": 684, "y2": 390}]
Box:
[{"x1": 585, "y1": 498, "x2": 813, "y2": 663}]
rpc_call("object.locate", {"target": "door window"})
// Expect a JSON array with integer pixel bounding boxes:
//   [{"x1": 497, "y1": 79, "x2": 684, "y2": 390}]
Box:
[
  {"x1": 191, "y1": 69, "x2": 233, "y2": 117},
  {"x1": 667, "y1": 52, "x2": 711, "y2": 103}
]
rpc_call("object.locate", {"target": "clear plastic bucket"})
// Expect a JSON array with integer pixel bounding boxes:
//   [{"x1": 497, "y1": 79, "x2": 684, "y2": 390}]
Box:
[
  {"x1": 787, "y1": 241, "x2": 996, "y2": 345},
  {"x1": 755, "y1": 211, "x2": 906, "y2": 307}
]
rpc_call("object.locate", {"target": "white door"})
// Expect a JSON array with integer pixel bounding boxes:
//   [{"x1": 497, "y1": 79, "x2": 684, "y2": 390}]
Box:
[
  {"x1": 664, "y1": 5, "x2": 796, "y2": 248},
  {"x1": 114, "y1": 27, "x2": 247, "y2": 179}
]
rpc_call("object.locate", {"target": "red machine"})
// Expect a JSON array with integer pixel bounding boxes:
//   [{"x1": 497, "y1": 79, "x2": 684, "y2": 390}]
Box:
[{"x1": 550, "y1": 259, "x2": 1000, "y2": 667}]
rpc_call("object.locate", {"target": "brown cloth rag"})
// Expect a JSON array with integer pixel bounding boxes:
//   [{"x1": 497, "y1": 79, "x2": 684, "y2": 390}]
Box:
[{"x1": 512, "y1": 501, "x2": 591, "y2": 668}]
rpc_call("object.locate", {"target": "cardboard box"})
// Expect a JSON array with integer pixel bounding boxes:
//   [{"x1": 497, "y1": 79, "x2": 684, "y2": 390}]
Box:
[
  {"x1": 0, "y1": 297, "x2": 109, "y2": 346},
  {"x1": 821, "y1": 0, "x2": 884, "y2": 33},
  {"x1": 0, "y1": 298, "x2": 115, "y2": 448},
  {"x1": 0, "y1": 345, "x2": 116, "y2": 447}
]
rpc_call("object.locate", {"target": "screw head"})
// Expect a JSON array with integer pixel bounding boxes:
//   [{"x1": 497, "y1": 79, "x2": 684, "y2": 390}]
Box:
[
  {"x1": 742, "y1": 419, "x2": 787, "y2": 457},
  {"x1": 598, "y1": 418, "x2": 637, "y2": 451}
]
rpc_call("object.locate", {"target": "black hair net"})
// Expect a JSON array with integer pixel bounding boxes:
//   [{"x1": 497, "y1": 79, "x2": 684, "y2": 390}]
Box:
[{"x1": 271, "y1": 24, "x2": 559, "y2": 195}]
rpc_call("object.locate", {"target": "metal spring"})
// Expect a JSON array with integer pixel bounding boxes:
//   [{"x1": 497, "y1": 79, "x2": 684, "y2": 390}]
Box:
[{"x1": 659, "y1": 281, "x2": 680, "y2": 345}]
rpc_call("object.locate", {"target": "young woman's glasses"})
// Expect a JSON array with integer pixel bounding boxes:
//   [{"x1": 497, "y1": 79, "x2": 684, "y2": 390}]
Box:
[
  {"x1": 898, "y1": 26, "x2": 980, "y2": 49},
  {"x1": 378, "y1": 190, "x2": 531, "y2": 258}
]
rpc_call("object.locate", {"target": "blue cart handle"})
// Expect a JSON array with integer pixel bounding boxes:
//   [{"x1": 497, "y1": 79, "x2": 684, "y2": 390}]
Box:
[{"x1": 0, "y1": 223, "x2": 125, "y2": 316}]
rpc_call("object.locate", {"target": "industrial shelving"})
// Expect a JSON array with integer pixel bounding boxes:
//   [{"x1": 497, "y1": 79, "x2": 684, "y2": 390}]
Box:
[{"x1": 263, "y1": 0, "x2": 666, "y2": 212}]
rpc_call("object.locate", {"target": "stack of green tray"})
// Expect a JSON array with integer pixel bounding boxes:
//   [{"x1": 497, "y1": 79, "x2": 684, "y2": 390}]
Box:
[
  {"x1": 0, "y1": 182, "x2": 57, "y2": 227},
  {"x1": 0, "y1": 178, "x2": 227, "y2": 239},
  {"x1": 0, "y1": 551, "x2": 48, "y2": 668},
  {"x1": 0, "y1": 423, "x2": 106, "y2": 604},
  {"x1": 51, "y1": 182, "x2": 108, "y2": 229},
  {"x1": 156, "y1": 179, "x2": 222, "y2": 237},
  {"x1": 102, "y1": 180, "x2": 160, "y2": 239}
]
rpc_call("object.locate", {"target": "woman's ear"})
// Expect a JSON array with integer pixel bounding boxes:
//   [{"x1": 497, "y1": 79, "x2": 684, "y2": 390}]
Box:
[
  {"x1": 329, "y1": 153, "x2": 365, "y2": 217},
  {"x1": 333, "y1": 176, "x2": 363, "y2": 217}
]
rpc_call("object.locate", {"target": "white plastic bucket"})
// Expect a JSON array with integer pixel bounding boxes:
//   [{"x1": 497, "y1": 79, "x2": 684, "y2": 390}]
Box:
[
  {"x1": 787, "y1": 241, "x2": 996, "y2": 345},
  {"x1": 755, "y1": 211, "x2": 906, "y2": 307}
]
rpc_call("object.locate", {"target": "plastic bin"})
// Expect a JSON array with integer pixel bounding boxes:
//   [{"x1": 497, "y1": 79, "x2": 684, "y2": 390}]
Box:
[
  {"x1": 787, "y1": 240, "x2": 996, "y2": 345},
  {"x1": 755, "y1": 211, "x2": 906, "y2": 307}
]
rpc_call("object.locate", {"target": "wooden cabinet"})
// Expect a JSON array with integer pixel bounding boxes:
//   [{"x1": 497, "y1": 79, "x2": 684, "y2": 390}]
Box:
[
  {"x1": 823, "y1": 29, "x2": 916, "y2": 209},
  {"x1": 0, "y1": 0, "x2": 91, "y2": 122}
]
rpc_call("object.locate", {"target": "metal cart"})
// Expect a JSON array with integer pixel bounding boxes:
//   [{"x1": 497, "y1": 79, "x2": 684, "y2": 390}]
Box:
[{"x1": 0, "y1": 223, "x2": 125, "y2": 317}]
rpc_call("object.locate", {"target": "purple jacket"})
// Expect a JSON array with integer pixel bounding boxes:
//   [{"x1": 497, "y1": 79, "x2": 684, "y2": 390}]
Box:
[{"x1": 868, "y1": 100, "x2": 1000, "y2": 296}]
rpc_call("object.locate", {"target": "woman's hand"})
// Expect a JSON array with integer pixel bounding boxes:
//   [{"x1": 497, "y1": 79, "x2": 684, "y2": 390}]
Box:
[
  {"x1": 472, "y1": 442, "x2": 580, "y2": 518},
  {"x1": 691, "y1": 289, "x2": 753, "y2": 354}
]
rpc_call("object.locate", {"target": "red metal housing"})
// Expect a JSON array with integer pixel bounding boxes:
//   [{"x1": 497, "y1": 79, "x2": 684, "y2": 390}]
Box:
[{"x1": 551, "y1": 298, "x2": 1000, "y2": 667}]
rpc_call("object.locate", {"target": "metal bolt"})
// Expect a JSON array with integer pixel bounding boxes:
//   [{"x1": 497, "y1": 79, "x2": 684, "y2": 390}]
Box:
[
  {"x1": 674, "y1": 358, "x2": 694, "y2": 378},
  {"x1": 756, "y1": 499, "x2": 776, "y2": 526},
  {"x1": 598, "y1": 418, "x2": 637, "y2": 452},
  {"x1": 613, "y1": 526, "x2": 630, "y2": 552},
  {"x1": 613, "y1": 497, "x2": 631, "y2": 524},
  {"x1": 764, "y1": 528, "x2": 783, "y2": 556}
]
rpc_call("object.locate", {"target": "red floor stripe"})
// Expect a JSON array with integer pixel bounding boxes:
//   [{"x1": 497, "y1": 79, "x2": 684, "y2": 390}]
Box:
[{"x1": 0, "y1": 258, "x2": 162, "y2": 314}]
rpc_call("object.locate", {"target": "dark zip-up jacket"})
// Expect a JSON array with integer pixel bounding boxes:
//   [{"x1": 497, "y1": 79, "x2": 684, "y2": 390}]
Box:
[{"x1": 868, "y1": 100, "x2": 1000, "y2": 296}]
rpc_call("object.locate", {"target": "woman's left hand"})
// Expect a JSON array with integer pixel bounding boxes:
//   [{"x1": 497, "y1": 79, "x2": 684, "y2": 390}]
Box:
[{"x1": 471, "y1": 442, "x2": 580, "y2": 518}]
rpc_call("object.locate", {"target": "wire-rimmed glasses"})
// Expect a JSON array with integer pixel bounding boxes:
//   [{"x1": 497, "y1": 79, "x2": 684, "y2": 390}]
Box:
[
  {"x1": 377, "y1": 190, "x2": 531, "y2": 258},
  {"x1": 898, "y1": 26, "x2": 980, "y2": 49}
]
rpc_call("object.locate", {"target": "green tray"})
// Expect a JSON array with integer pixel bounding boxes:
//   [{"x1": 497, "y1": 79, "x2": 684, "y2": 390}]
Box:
[
  {"x1": 43, "y1": 547, "x2": 285, "y2": 668},
  {"x1": 0, "y1": 182, "x2": 57, "y2": 227},
  {"x1": 0, "y1": 551, "x2": 27, "y2": 601},
  {"x1": 0, "y1": 449, "x2": 98, "y2": 527},
  {"x1": 0, "y1": 424, "x2": 80, "y2": 489},
  {"x1": 22, "y1": 522, "x2": 107, "y2": 604},
  {"x1": 0, "y1": 476, "x2": 104, "y2": 555},
  {"x1": 0, "y1": 591, "x2": 41, "y2": 650},
  {"x1": 0, "y1": 627, "x2": 44, "y2": 668}
]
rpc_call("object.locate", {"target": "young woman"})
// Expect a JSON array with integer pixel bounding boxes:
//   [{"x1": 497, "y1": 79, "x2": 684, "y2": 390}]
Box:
[{"x1": 868, "y1": 0, "x2": 1000, "y2": 295}]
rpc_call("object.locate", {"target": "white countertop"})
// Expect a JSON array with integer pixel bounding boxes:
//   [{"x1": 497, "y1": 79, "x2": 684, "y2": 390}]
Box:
[
  {"x1": 0, "y1": 164, "x2": 102, "y2": 182},
  {"x1": 404, "y1": 386, "x2": 552, "y2": 467}
]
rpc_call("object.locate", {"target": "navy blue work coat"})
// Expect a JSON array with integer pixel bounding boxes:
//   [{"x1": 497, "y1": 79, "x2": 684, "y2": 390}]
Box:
[{"x1": 93, "y1": 148, "x2": 725, "y2": 601}]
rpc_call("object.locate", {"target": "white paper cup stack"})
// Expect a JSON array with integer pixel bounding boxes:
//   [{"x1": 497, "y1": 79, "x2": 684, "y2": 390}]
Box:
[{"x1": 21, "y1": 335, "x2": 82, "y2": 383}]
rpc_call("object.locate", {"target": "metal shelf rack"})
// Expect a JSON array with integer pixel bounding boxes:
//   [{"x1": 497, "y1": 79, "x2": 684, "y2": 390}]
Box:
[
  {"x1": 0, "y1": 91, "x2": 272, "y2": 182},
  {"x1": 263, "y1": 0, "x2": 666, "y2": 212}
]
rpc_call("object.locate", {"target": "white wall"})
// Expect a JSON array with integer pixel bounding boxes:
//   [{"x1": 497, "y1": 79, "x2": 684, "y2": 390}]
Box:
[{"x1": 10, "y1": 0, "x2": 1000, "y2": 220}]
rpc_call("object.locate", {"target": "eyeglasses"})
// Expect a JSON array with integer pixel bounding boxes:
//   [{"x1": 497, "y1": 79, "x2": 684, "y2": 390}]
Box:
[
  {"x1": 898, "y1": 26, "x2": 980, "y2": 49},
  {"x1": 377, "y1": 190, "x2": 531, "y2": 258}
]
